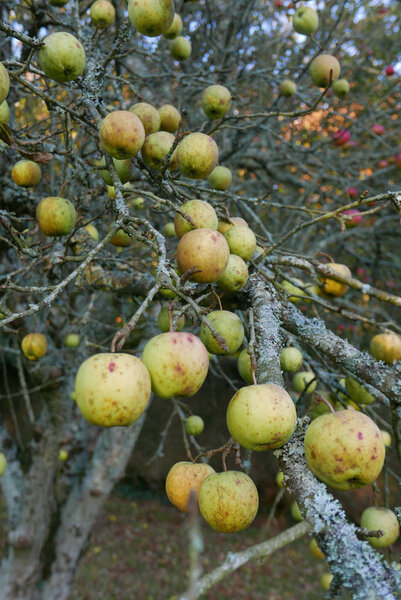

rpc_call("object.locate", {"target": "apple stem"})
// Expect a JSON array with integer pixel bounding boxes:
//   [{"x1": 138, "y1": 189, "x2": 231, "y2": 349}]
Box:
[
  {"x1": 313, "y1": 391, "x2": 335, "y2": 414},
  {"x1": 315, "y1": 251, "x2": 335, "y2": 264},
  {"x1": 210, "y1": 288, "x2": 223, "y2": 311}
]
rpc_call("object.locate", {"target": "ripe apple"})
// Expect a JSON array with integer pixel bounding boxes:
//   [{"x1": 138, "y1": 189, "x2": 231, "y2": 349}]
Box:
[
  {"x1": 216, "y1": 254, "x2": 249, "y2": 292},
  {"x1": 74, "y1": 353, "x2": 151, "y2": 426},
  {"x1": 170, "y1": 36, "x2": 192, "y2": 61},
  {"x1": 198, "y1": 471, "x2": 259, "y2": 533},
  {"x1": 36, "y1": 197, "x2": 77, "y2": 236},
  {"x1": 345, "y1": 376, "x2": 375, "y2": 405},
  {"x1": 371, "y1": 124, "x2": 385, "y2": 136},
  {"x1": 385, "y1": 65, "x2": 395, "y2": 76},
  {"x1": 163, "y1": 13, "x2": 183, "y2": 39},
  {"x1": 226, "y1": 383, "x2": 297, "y2": 450},
  {"x1": 0, "y1": 452, "x2": 7, "y2": 476},
  {"x1": 65, "y1": 333, "x2": 80, "y2": 347},
  {"x1": 174, "y1": 199, "x2": 218, "y2": 238},
  {"x1": 310, "y1": 538, "x2": 325, "y2": 559},
  {"x1": 201, "y1": 85, "x2": 231, "y2": 120},
  {"x1": 141, "y1": 331, "x2": 209, "y2": 398},
  {"x1": 11, "y1": 160, "x2": 41, "y2": 187},
  {"x1": 332, "y1": 78, "x2": 350, "y2": 97},
  {"x1": 370, "y1": 332, "x2": 401, "y2": 364},
  {"x1": 39, "y1": 32, "x2": 86, "y2": 82},
  {"x1": 99, "y1": 111, "x2": 145, "y2": 159},
  {"x1": 217, "y1": 217, "x2": 248, "y2": 234},
  {"x1": 360, "y1": 507, "x2": 400, "y2": 548},
  {"x1": 165, "y1": 461, "x2": 215, "y2": 512},
  {"x1": 207, "y1": 165, "x2": 232, "y2": 190},
  {"x1": 290, "y1": 501, "x2": 303, "y2": 522},
  {"x1": 157, "y1": 306, "x2": 185, "y2": 332},
  {"x1": 90, "y1": 0, "x2": 115, "y2": 28},
  {"x1": 342, "y1": 208, "x2": 362, "y2": 228},
  {"x1": 320, "y1": 574, "x2": 333, "y2": 590},
  {"x1": 293, "y1": 371, "x2": 316, "y2": 393},
  {"x1": 381, "y1": 430, "x2": 392, "y2": 447},
  {"x1": 141, "y1": 131, "x2": 177, "y2": 170},
  {"x1": 293, "y1": 6, "x2": 318, "y2": 35},
  {"x1": 320, "y1": 262, "x2": 351, "y2": 297},
  {"x1": 129, "y1": 102, "x2": 161, "y2": 135},
  {"x1": 333, "y1": 129, "x2": 350, "y2": 146},
  {"x1": 280, "y1": 347, "x2": 303, "y2": 372},
  {"x1": 177, "y1": 133, "x2": 218, "y2": 179},
  {"x1": 185, "y1": 415, "x2": 204, "y2": 436},
  {"x1": 21, "y1": 333, "x2": 48, "y2": 360},
  {"x1": 378, "y1": 159, "x2": 388, "y2": 168},
  {"x1": 223, "y1": 225, "x2": 256, "y2": 261},
  {"x1": 304, "y1": 409, "x2": 385, "y2": 490},
  {"x1": 310, "y1": 54, "x2": 340, "y2": 87},
  {"x1": 176, "y1": 228, "x2": 230, "y2": 283},
  {"x1": 158, "y1": 104, "x2": 181, "y2": 132},
  {"x1": 128, "y1": 0, "x2": 174, "y2": 37},
  {"x1": 110, "y1": 229, "x2": 132, "y2": 247},
  {"x1": 0, "y1": 62, "x2": 10, "y2": 104},
  {"x1": 237, "y1": 348, "x2": 253, "y2": 384},
  {"x1": 200, "y1": 310, "x2": 244, "y2": 355},
  {"x1": 280, "y1": 79, "x2": 297, "y2": 97},
  {"x1": 0, "y1": 100, "x2": 10, "y2": 123},
  {"x1": 395, "y1": 153, "x2": 401, "y2": 169},
  {"x1": 346, "y1": 186, "x2": 358, "y2": 198},
  {"x1": 99, "y1": 156, "x2": 132, "y2": 185},
  {"x1": 163, "y1": 222, "x2": 175, "y2": 237}
]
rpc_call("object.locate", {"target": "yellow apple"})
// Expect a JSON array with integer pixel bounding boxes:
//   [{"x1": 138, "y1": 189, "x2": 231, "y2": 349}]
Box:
[
  {"x1": 21, "y1": 333, "x2": 48, "y2": 360},
  {"x1": 360, "y1": 507, "x2": 400, "y2": 548},
  {"x1": 165, "y1": 461, "x2": 215, "y2": 512}
]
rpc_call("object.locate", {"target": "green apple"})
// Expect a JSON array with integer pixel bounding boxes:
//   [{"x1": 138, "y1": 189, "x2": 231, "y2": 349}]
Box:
[
  {"x1": 217, "y1": 254, "x2": 248, "y2": 292},
  {"x1": 226, "y1": 383, "x2": 297, "y2": 450},
  {"x1": 85, "y1": 224, "x2": 99, "y2": 242},
  {"x1": 310, "y1": 54, "x2": 340, "y2": 87},
  {"x1": 39, "y1": 32, "x2": 86, "y2": 82},
  {"x1": 360, "y1": 507, "x2": 400, "y2": 548},
  {"x1": 207, "y1": 165, "x2": 232, "y2": 190},
  {"x1": 74, "y1": 353, "x2": 151, "y2": 427},
  {"x1": 158, "y1": 104, "x2": 181, "y2": 132},
  {"x1": 304, "y1": 410, "x2": 385, "y2": 490},
  {"x1": 36, "y1": 196, "x2": 76, "y2": 236},
  {"x1": 198, "y1": 471, "x2": 259, "y2": 533},
  {"x1": 280, "y1": 79, "x2": 297, "y2": 97},
  {"x1": 293, "y1": 6, "x2": 318, "y2": 35},
  {"x1": 201, "y1": 85, "x2": 231, "y2": 119},
  {"x1": 99, "y1": 111, "x2": 145, "y2": 159},
  {"x1": 345, "y1": 376, "x2": 375, "y2": 405},
  {"x1": 165, "y1": 461, "x2": 215, "y2": 512},
  {"x1": 280, "y1": 347, "x2": 303, "y2": 372},
  {"x1": 157, "y1": 306, "x2": 185, "y2": 332},
  {"x1": 217, "y1": 217, "x2": 248, "y2": 235},
  {"x1": 131, "y1": 197, "x2": 145, "y2": 209},
  {"x1": 176, "y1": 228, "x2": 229, "y2": 283},
  {"x1": 0, "y1": 452, "x2": 7, "y2": 476},
  {"x1": 381, "y1": 430, "x2": 392, "y2": 447},
  {"x1": 276, "y1": 471, "x2": 284, "y2": 488},
  {"x1": 141, "y1": 331, "x2": 209, "y2": 398},
  {"x1": 163, "y1": 222, "x2": 176, "y2": 237},
  {"x1": 370, "y1": 332, "x2": 401, "y2": 364},
  {"x1": 90, "y1": 0, "x2": 116, "y2": 28},
  {"x1": 237, "y1": 348, "x2": 253, "y2": 384},
  {"x1": 185, "y1": 415, "x2": 204, "y2": 436},
  {"x1": 110, "y1": 228, "x2": 132, "y2": 247},
  {"x1": 293, "y1": 371, "x2": 316, "y2": 394},
  {"x1": 200, "y1": 310, "x2": 244, "y2": 355},
  {"x1": 174, "y1": 199, "x2": 218, "y2": 238},
  {"x1": 141, "y1": 131, "x2": 177, "y2": 170},
  {"x1": 0, "y1": 62, "x2": 10, "y2": 103},
  {"x1": 290, "y1": 501, "x2": 303, "y2": 522},
  {"x1": 333, "y1": 78, "x2": 350, "y2": 98},
  {"x1": 58, "y1": 449, "x2": 69, "y2": 462},
  {"x1": 163, "y1": 12, "x2": 183, "y2": 39},
  {"x1": 320, "y1": 574, "x2": 333, "y2": 590},
  {"x1": 309, "y1": 538, "x2": 325, "y2": 559},
  {"x1": 170, "y1": 36, "x2": 192, "y2": 60},
  {"x1": 65, "y1": 333, "x2": 80, "y2": 347},
  {"x1": 0, "y1": 100, "x2": 10, "y2": 123},
  {"x1": 281, "y1": 278, "x2": 311, "y2": 303},
  {"x1": 99, "y1": 157, "x2": 132, "y2": 186},
  {"x1": 177, "y1": 133, "x2": 219, "y2": 179},
  {"x1": 129, "y1": 102, "x2": 161, "y2": 135},
  {"x1": 223, "y1": 225, "x2": 256, "y2": 261},
  {"x1": 128, "y1": 0, "x2": 174, "y2": 37},
  {"x1": 21, "y1": 333, "x2": 48, "y2": 360},
  {"x1": 11, "y1": 160, "x2": 41, "y2": 187}
]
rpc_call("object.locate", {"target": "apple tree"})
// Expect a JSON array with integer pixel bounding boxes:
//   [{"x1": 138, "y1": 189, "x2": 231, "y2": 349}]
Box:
[{"x1": 0, "y1": 0, "x2": 400, "y2": 599}]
